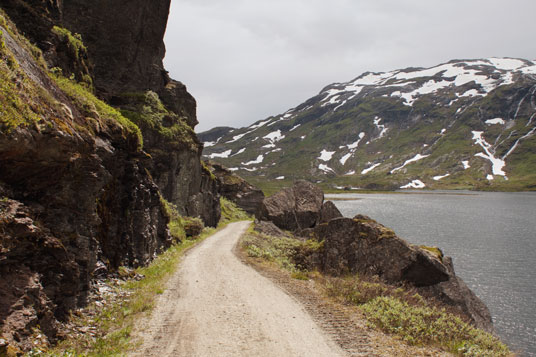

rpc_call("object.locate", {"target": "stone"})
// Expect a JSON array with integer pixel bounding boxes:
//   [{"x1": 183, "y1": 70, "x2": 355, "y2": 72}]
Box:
[
  {"x1": 259, "y1": 180, "x2": 324, "y2": 231},
  {"x1": 254, "y1": 220, "x2": 290, "y2": 238},
  {"x1": 308, "y1": 215, "x2": 493, "y2": 331},
  {"x1": 319, "y1": 200, "x2": 343, "y2": 223}
]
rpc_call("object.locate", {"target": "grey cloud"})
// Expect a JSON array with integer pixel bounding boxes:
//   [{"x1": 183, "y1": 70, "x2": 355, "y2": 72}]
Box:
[{"x1": 163, "y1": 0, "x2": 536, "y2": 132}]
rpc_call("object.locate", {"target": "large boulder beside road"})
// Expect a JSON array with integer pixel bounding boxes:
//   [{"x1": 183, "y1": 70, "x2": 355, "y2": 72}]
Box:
[
  {"x1": 305, "y1": 215, "x2": 493, "y2": 332},
  {"x1": 259, "y1": 180, "x2": 341, "y2": 231}
]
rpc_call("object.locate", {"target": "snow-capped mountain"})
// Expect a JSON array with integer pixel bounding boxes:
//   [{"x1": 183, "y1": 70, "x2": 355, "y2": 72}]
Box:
[{"x1": 200, "y1": 58, "x2": 536, "y2": 190}]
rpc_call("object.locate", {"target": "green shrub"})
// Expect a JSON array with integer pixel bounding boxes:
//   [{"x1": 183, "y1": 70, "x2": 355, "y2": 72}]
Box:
[
  {"x1": 119, "y1": 91, "x2": 197, "y2": 150},
  {"x1": 361, "y1": 296, "x2": 510, "y2": 356}
]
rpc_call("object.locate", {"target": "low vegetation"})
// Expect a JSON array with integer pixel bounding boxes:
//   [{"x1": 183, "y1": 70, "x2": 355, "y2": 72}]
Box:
[
  {"x1": 240, "y1": 230, "x2": 511, "y2": 356},
  {"x1": 0, "y1": 26, "x2": 44, "y2": 131},
  {"x1": 119, "y1": 91, "x2": 197, "y2": 151},
  {"x1": 51, "y1": 74, "x2": 143, "y2": 149},
  {"x1": 51, "y1": 26, "x2": 86, "y2": 59},
  {"x1": 39, "y1": 197, "x2": 251, "y2": 356}
]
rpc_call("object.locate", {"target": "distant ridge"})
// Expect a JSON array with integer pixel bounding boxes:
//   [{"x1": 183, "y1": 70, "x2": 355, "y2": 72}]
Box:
[{"x1": 200, "y1": 58, "x2": 536, "y2": 190}]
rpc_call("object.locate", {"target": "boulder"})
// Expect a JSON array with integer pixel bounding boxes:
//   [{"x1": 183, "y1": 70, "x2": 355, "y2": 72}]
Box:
[
  {"x1": 417, "y1": 258, "x2": 494, "y2": 332},
  {"x1": 307, "y1": 215, "x2": 493, "y2": 331},
  {"x1": 253, "y1": 220, "x2": 290, "y2": 238},
  {"x1": 259, "y1": 180, "x2": 324, "y2": 231},
  {"x1": 312, "y1": 216, "x2": 449, "y2": 285},
  {"x1": 319, "y1": 200, "x2": 343, "y2": 223}
]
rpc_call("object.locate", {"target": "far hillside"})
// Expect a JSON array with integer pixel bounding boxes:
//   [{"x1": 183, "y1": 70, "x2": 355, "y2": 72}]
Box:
[{"x1": 200, "y1": 58, "x2": 536, "y2": 191}]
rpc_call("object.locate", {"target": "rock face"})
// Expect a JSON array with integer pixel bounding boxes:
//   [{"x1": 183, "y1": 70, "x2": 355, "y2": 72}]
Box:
[
  {"x1": 208, "y1": 162, "x2": 264, "y2": 216},
  {"x1": 259, "y1": 180, "x2": 341, "y2": 231},
  {"x1": 305, "y1": 215, "x2": 493, "y2": 332},
  {"x1": 0, "y1": 1, "x2": 219, "y2": 351},
  {"x1": 319, "y1": 200, "x2": 343, "y2": 224},
  {"x1": 61, "y1": 0, "x2": 170, "y2": 96}
]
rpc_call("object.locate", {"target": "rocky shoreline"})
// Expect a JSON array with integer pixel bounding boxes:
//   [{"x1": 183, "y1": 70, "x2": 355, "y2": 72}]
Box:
[{"x1": 255, "y1": 180, "x2": 494, "y2": 333}]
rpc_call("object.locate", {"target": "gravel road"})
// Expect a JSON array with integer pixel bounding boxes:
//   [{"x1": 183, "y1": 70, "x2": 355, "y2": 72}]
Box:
[{"x1": 131, "y1": 221, "x2": 345, "y2": 356}]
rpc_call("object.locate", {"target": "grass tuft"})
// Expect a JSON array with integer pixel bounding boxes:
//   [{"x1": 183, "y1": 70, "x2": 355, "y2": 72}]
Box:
[{"x1": 362, "y1": 296, "x2": 510, "y2": 356}]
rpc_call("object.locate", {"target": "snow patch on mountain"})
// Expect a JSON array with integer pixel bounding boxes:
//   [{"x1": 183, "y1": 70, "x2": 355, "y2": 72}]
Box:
[
  {"x1": 471, "y1": 131, "x2": 507, "y2": 178},
  {"x1": 391, "y1": 154, "x2": 429, "y2": 173},
  {"x1": 319, "y1": 164, "x2": 335, "y2": 174},
  {"x1": 263, "y1": 130, "x2": 285, "y2": 143},
  {"x1": 207, "y1": 149, "x2": 232, "y2": 159},
  {"x1": 433, "y1": 173, "x2": 450, "y2": 181},
  {"x1": 373, "y1": 117, "x2": 388, "y2": 139},
  {"x1": 400, "y1": 179, "x2": 426, "y2": 189},
  {"x1": 318, "y1": 149, "x2": 335, "y2": 161},
  {"x1": 242, "y1": 155, "x2": 264, "y2": 166},
  {"x1": 227, "y1": 130, "x2": 253, "y2": 143},
  {"x1": 231, "y1": 148, "x2": 246, "y2": 156},
  {"x1": 361, "y1": 163, "x2": 381, "y2": 175},
  {"x1": 485, "y1": 118, "x2": 505, "y2": 125},
  {"x1": 340, "y1": 153, "x2": 352, "y2": 165}
]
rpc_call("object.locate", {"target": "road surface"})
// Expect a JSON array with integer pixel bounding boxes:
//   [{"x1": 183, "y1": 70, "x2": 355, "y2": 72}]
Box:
[{"x1": 131, "y1": 221, "x2": 345, "y2": 357}]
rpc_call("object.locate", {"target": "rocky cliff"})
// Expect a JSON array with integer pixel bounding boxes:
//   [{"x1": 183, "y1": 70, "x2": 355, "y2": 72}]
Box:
[{"x1": 0, "y1": 2, "x2": 219, "y2": 352}]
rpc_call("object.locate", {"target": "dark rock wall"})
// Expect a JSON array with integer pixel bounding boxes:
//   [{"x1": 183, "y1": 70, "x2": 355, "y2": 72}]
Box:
[
  {"x1": 61, "y1": 0, "x2": 170, "y2": 96},
  {"x1": 0, "y1": 123, "x2": 171, "y2": 349},
  {"x1": 0, "y1": 0, "x2": 220, "y2": 350}
]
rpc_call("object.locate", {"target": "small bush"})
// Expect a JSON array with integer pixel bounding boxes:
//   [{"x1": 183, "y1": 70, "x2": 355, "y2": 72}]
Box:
[
  {"x1": 183, "y1": 216, "x2": 204, "y2": 238},
  {"x1": 51, "y1": 26, "x2": 87, "y2": 58},
  {"x1": 361, "y1": 296, "x2": 510, "y2": 356}
]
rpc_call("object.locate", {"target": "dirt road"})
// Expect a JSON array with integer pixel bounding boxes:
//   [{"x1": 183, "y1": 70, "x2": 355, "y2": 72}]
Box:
[{"x1": 131, "y1": 221, "x2": 345, "y2": 356}]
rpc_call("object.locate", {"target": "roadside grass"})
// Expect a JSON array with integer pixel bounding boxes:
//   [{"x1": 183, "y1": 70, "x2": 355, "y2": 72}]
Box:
[
  {"x1": 43, "y1": 197, "x2": 251, "y2": 356},
  {"x1": 240, "y1": 230, "x2": 511, "y2": 356}
]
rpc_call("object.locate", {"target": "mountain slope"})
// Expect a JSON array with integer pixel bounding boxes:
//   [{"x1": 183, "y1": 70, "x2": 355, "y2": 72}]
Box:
[{"x1": 200, "y1": 58, "x2": 536, "y2": 190}]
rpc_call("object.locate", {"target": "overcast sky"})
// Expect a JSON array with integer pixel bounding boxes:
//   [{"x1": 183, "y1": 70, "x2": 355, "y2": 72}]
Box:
[{"x1": 163, "y1": 0, "x2": 536, "y2": 132}]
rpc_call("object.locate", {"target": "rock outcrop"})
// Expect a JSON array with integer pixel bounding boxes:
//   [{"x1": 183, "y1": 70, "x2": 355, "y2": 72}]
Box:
[
  {"x1": 253, "y1": 220, "x2": 290, "y2": 238},
  {"x1": 0, "y1": 2, "x2": 220, "y2": 352},
  {"x1": 259, "y1": 180, "x2": 341, "y2": 231},
  {"x1": 208, "y1": 162, "x2": 264, "y2": 216},
  {"x1": 304, "y1": 215, "x2": 493, "y2": 332},
  {"x1": 257, "y1": 182, "x2": 493, "y2": 332}
]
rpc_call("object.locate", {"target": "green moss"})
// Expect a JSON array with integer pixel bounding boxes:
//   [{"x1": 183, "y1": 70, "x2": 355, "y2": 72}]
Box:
[
  {"x1": 220, "y1": 197, "x2": 251, "y2": 223},
  {"x1": 51, "y1": 25, "x2": 86, "y2": 58},
  {"x1": 51, "y1": 74, "x2": 143, "y2": 149},
  {"x1": 119, "y1": 91, "x2": 197, "y2": 150},
  {"x1": 419, "y1": 245, "x2": 443, "y2": 260},
  {"x1": 201, "y1": 161, "x2": 217, "y2": 181},
  {"x1": 0, "y1": 31, "x2": 42, "y2": 131}
]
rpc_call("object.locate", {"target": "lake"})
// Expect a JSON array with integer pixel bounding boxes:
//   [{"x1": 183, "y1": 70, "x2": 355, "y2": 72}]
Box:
[{"x1": 327, "y1": 191, "x2": 536, "y2": 356}]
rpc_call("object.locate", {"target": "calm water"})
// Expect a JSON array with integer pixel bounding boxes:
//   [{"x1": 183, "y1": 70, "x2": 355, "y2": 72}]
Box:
[{"x1": 327, "y1": 191, "x2": 536, "y2": 356}]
